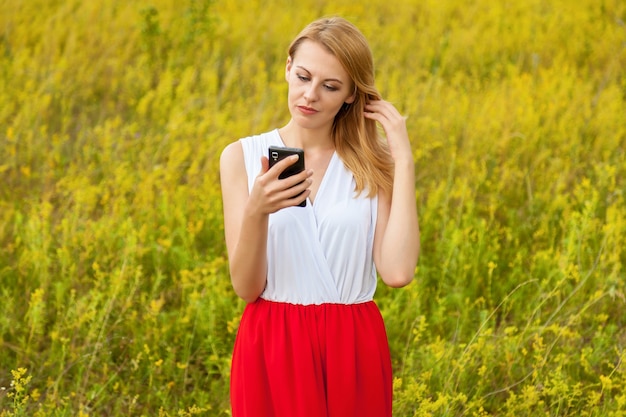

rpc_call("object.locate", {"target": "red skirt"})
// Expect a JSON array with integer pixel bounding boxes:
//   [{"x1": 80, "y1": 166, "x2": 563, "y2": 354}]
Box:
[{"x1": 230, "y1": 298, "x2": 392, "y2": 417}]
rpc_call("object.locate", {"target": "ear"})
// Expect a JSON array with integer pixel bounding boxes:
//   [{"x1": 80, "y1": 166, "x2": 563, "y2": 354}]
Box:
[
  {"x1": 344, "y1": 84, "x2": 357, "y2": 104},
  {"x1": 285, "y1": 56, "x2": 293, "y2": 82}
]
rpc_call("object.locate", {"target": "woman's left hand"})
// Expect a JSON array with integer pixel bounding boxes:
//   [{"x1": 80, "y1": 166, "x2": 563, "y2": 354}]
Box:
[
  {"x1": 366, "y1": 99, "x2": 419, "y2": 288},
  {"x1": 363, "y1": 100, "x2": 412, "y2": 163}
]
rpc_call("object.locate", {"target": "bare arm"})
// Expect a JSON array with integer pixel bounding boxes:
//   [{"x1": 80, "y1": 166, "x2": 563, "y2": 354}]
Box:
[
  {"x1": 365, "y1": 101, "x2": 420, "y2": 287},
  {"x1": 219, "y1": 141, "x2": 312, "y2": 302}
]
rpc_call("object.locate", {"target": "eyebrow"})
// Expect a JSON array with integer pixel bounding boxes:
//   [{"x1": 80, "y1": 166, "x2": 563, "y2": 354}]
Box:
[{"x1": 296, "y1": 65, "x2": 344, "y2": 84}]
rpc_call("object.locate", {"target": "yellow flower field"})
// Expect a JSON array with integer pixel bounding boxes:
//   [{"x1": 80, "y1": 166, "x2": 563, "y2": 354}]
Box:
[{"x1": 1, "y1": 0, "x2": 625, "y2": 415}]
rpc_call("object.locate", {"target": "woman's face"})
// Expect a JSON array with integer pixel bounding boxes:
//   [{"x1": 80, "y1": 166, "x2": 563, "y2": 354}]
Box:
[{"x1": 285, "y1": 40, "x2": 355, "y2": 131}]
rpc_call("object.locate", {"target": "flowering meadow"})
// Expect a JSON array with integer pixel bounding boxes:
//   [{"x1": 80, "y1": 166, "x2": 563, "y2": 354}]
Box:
[{"x1": 1, "y1": 0, "x2": 625, "y2": 415}]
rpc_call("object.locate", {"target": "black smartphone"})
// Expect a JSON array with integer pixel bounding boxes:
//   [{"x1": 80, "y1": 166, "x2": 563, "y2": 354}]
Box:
[{"x1": 268, "y1": 146, "x2": 306, "y2": 207}]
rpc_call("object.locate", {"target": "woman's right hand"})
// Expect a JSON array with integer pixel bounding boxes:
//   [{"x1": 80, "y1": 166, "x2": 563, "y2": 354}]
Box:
[
  {"x1": 248, "y1": 154, "x2": 313, "y2": 215},
  {"x1": 220, "y1": 143, "x2": 313, "y2": 302}
]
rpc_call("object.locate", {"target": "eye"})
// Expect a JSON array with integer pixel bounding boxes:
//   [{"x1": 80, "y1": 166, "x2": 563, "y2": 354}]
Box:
[
  {"x1": 323, "y1": 84, "x2": 338, "y2": 91},
  {"x1": 296, "y1": 74, "x2": 310, "y2": 82}
]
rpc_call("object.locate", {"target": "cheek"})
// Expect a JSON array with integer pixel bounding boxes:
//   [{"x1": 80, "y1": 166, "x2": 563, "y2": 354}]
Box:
[
  {"x1": 286, "y1": 85, "x2": 298, "y2": 105},
  {"x1": 329, "y1": 97, "x2": 347, "y2": 112},
  {"x1": 286, "y1": 79, "x2": 306, "y2": 102}
]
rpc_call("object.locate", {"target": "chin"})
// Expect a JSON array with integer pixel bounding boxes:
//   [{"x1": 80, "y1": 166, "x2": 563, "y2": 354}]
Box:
[{"x1": 293, "y1": 113, "x2": 334, "y2": 130}]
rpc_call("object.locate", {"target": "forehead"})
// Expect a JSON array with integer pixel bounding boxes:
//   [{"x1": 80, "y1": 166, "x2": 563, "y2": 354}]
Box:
[{"x1": 291, "y1": 40, "x2": 350, "y2": 81}]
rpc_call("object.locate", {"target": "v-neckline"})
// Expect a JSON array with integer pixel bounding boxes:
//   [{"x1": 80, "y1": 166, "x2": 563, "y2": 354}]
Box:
[
  {"x1": 307, "y1": 152, "x2": 336, "y2": 207},
  {"x1": 275, "y1": 130, "x2": 336, "y2": 208}
]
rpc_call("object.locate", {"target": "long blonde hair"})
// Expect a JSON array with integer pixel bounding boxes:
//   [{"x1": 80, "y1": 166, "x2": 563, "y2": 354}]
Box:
[{"x1": 288, "y1": 17, "x2": 394, "y2": 197}]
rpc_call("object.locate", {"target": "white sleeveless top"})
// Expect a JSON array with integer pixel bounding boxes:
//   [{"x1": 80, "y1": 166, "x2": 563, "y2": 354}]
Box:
[{"x1": 240, "y1": 129, "x2": 378, "y2": 305}]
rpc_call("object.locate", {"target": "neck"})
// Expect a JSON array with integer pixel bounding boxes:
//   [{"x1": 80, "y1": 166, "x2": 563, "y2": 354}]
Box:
[{"x1": 279, "y1": 120, "x2": 335, "y2": 152}]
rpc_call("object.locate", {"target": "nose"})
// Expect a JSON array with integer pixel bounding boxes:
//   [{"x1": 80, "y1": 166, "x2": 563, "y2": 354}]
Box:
[{"x1": 303, "y1": 84, "x2": 318, "y2": 103}]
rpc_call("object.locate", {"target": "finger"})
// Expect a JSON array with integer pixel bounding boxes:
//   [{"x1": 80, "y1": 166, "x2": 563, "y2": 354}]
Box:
[
  {"x1": 279, "y1": 169, "x2": 313, "y2": 189},
  {"x1": 365, "y1": 101, "x2": 402, "y2": 120},
  {"x1": 267, "y1": 153, "x2": 302, "y2": 178},
  {"x1": 268, "y1": 177, "x2": 310, "y2": 209},
  {"x1": 259, "y1": 156, "x2": 269, "y2": 175},
  {"x1": 363, "y1": 109, "x2": 393, "y2": 126},
  {"x1": 364, "y1": 107, "x2": 392, "y2": 124},
  {"x1": 284, "y1": 184, "x2": 311, "y2": 207}
]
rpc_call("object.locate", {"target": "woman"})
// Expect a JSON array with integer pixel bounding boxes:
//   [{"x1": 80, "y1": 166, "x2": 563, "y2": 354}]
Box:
[{"x1": 220, "y1": 16, "x2": 420, "y2": 417}]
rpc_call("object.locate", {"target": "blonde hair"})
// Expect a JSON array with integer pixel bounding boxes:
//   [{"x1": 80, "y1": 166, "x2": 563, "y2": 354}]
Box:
[{"x1": 288, "y1": 17, "x2": 394, "y2": 197}]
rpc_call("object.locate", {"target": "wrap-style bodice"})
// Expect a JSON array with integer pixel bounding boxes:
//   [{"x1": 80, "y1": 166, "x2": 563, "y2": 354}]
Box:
[{"x1": 240, "y1": 129, "x2": 378, "y2": 305}]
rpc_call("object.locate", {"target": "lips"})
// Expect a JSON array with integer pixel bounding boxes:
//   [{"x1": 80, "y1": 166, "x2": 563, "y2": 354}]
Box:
[{"x1": 297, "y1": 105, "x2": 318, "y2": 115}]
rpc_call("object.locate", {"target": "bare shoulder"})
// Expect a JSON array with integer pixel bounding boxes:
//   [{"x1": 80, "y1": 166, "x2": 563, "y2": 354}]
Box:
[
  {"x1": 220, "y1": 140, "x2": 244, "y2": 172},
  {"x1": 219, "y1": 140, "x2": 247, "y2": 195}
]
